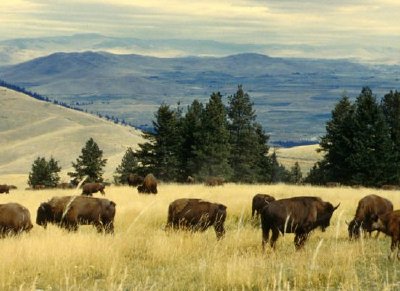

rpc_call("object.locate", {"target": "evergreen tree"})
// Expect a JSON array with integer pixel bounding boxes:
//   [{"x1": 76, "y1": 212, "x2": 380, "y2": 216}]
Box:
[
  {"x1": 349, "y1": 87, "x2": 394, "y2": 186},
  {"x1": 227, "y1": 85, "x2": 270, "y2": 182},
  {"x1": 319, "y1": 95, "x2": 355, "y2": 184},
  {"x1": 68, "y1": 138, "x2": 107, "y2": 184},
  {"x1": 304, "y1": 160, "x2": 329, "y2": 185},
  {"x1": 289, "y1": 162, "x2": 303, "y2": 184},
  {"x1": 254, "y1": 123, "x2": 272, "y2": 182},
  {"x1": 114, "y1": 147, "x2": 140, "y2": 184},
  {"x1": 269, "y1": 151, "x2": 290, "y2": 183},
  {"x1": 28, "y1": 156, "x2": 61, "y2": 187},
  {"x1": 194, "y1": 92, "x2": 232, "y2": 180}
]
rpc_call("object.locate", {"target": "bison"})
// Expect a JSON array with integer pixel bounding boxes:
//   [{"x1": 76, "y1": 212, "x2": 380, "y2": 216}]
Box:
[
  {"x1": 36, "y1": 195, "x2": 116, "y2": 233},
  {"x1": 186, "y1": 176, "x2": 195, "y2": 184},
  {"x1": 137, "y1": 174, "x2": 157, "y2": 194},
  {"x1": 57, "y1": 182, "x2": 74, "y2": 189},
  {"x1": 0, "y1": 185, "x2": 10, "y2": 194},
  {"x1": 127, "y1": 174, "x2": 144, "y2": 187},
  {"x1": 252, "y1": 193, "x2": 275, "y2": 218},
  {"x1": 205, "y1": 177, "x2": 225, "y2": 186},
  {"x1": 261, "y1": 196, "x2": 340, "y2": 250},
  {"x1": 347, "y1": 194, "x2": 393, "y2": 240},
  {"x1": 82, "y1": 182, "x2": 105, "y2": 196},
  {"x1": 166, "y1": 198, "x2": 227, "y2": 239},
  {"x1": 371, "y1": 210, "x2": 400, "y2": 260},
  {"x1": 0, "y1": 203, "x2": 33, "y2": 237}
]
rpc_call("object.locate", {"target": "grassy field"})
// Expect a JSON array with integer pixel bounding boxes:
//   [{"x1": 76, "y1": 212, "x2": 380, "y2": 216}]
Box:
[
  {"x1": 275, "y1": 144, "x2": 322, "y2": 175},
  {"x1": 0, "y1": 179, "x2": 399, "y2": 290}
]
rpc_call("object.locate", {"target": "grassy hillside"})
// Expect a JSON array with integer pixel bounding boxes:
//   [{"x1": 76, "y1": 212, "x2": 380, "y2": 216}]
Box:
[
  {"x1": 0, "y1": 87, "x2": 144, "y2": 180},
  {"x1": 275, "y1": 144, "x2": 322, "y2": 174},
  {"x1": 0, "y1": 181, "x2": 398, "y2": 290}
]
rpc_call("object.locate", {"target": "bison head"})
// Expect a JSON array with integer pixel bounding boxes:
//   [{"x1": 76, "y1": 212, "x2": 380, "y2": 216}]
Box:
[
  {"x1": 99, "y1": 183, "x2": 106, "y2": 195},
  {"x1": 347, "y1": 219, "x2": 361, "y2": 239},
  {"x1": 36, "y1": 202, "x2": 52, "y2": 228},
  {"x1": 318, "y1": 202, "x2": 340, "y2": 232}
]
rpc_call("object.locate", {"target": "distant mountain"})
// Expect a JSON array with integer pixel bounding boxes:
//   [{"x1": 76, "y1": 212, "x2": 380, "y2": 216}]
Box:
[
  {"x1": 1, "y1": 51, "x2": 400, "y2": 143},
  {"x1": 0, "y1": 86, "x2": 144, "y2": 177}
]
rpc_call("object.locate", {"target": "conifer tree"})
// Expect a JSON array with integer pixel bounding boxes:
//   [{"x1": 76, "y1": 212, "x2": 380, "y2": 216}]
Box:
[
  {"x1": 114, "y1": 147, "x2": 140, "y2": 184},
  {"x1": 289, "y1": 162, "x2": 303, "y2": 184},
  {"x1": 194, "y1": 92, "x2": 232, "y2": 180},
  {"x1": 28, "y1": 156, "x2": 61, "y2": 187},
  {"x1": 228, "y1": 85, "x2": 269, "y2": 182},
  {"x1": 68, "y1": 138, "x2": 107, "y2": 184}
]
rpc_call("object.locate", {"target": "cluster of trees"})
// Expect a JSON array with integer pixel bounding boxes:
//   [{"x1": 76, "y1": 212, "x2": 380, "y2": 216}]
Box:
[
  {"x1": 115, "y1": 86, "x2": 300, "y2": 184},
  {"x1": 306, "y1": 87, "x2": 400, "y2": 187},
  {"x1": 28, "y1": 138, "x2": 107, "y2": 187}
]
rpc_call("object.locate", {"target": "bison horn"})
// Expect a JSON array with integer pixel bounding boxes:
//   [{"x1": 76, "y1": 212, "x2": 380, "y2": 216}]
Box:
[{"x1": 333, "y1": 203, "x2": 340, "y2": 210}]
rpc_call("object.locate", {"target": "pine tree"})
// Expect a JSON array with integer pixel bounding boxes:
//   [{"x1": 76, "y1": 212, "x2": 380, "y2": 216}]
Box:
[
  {"x1": 68, "y1": 138, "x2": 107, "y2": 184},
  {"x1": 227, "y1": 85, "x2": 269, "y2": 182},
  {"x1": 269, "y1": 151, "x2": 290, "y2": 183},
  {"x1": 114, "y1": 147, "x2": 140, "y2": 184},
  {"x1": 319, "y1": 95, "x2": 355, "y2": 184},
  {"x1": 194, "y1": 92, "x2": 232, "y2": 180},
  {"x1": 28, "y1": 156, "x2": 61, "y2": 188},
  {"x1": 289, "y1": 162, "x2": 302, "y2": 184}
]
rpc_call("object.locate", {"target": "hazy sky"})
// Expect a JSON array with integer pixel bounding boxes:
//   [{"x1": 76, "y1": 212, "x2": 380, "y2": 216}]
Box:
[{"x1": 2, "y1": 0, "x2": 400, "y2": 61}]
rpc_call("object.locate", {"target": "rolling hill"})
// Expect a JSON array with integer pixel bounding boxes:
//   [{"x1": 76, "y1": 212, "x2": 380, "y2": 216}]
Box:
[
  {"x1": 1, "y1": 51, "x2": 399, "y2": 143},
  {"x1": 0, "y1": 87, "x2": 144, "y2": 181}
]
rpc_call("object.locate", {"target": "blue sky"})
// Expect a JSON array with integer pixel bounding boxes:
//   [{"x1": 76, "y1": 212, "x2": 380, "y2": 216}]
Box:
[{"x1": 2, "y1": 0, "x2": 400, "y2": 62}]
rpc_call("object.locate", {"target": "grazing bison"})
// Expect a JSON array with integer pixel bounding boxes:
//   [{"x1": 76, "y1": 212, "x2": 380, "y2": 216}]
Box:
[
  {"x1": 261, "y1": 196, "x2": 340, "y2": 250},
  {"x1": 252, "y1": 194, "x2": 275, "y2": 218},
  {"x1": 326, "y1": 182, "x2": 340, "y2": 187},
  {"x1": 0, "y1": 203, "x2": 33, "y2": 237},
  {"x1": 36, "y1": 196, "x2": 116, "y2": 233},
  {"x1": 33, "y1": 184, "x2": 46, "y2": 190},
  {"x1": 57, "y1": 182, "x2": 74, "y2": 189},
  {"x1": 348, "y1": 194, "x2": 393, "y2": 240},
  {"x1": 0, "y1": 185, "x2": 10, "y2": 194},
  {"x1": 137, "y1": 174, "x2": 157, "y2": 194},
  {"x1": 205, "y1": 177, "x2": 225, "y2": 186},
  {"x1": 166, "y1": 198, "x2": 227, "y2": 239},
  {"x1": 371, "y1": 210, "x2": 400, "y2": 260},
  {"x1": 381, "y1": 185, "x2": 399, "y2": 190},
  {"x1": 82, "y1": 182, "x2": 105, "y2": 196},
  {"x1": 127, "y1": 174, "x2": 144, "y2": 187}
]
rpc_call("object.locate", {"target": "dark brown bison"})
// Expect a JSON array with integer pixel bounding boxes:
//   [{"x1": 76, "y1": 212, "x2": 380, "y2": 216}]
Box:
[
  {"x1": 0, "y1": 185, "x2": 10, "y2": 194},
  {"x1": 137, "y1": 174, "x2": 157, "y2": 194},
  {"x1": 127, "y1": 174, "x2": 144, "y2": 187},
  {"x1": 82, "y1": 182, "x2": 105, "y2": 196},
  {"x1": 186, "y1": 176, "x2": 195, "y2": 184},
  {"x1": 347, "y1": 194, "x2": 393, "y2": 240},
  {"x1": 326, "y1": 182, "x2": 340, "y2": 187},
  {"x1": 252, "y1": 194, "x2": 275, "y2": 218},
  {"x1": 166, "y1": 198, "x2": 227, "y2": 239},
  {"x1": 33, "y1": 184, "x2": 46, "y2": 190},
  {"x1": 205, "y1": 177, "x2": 225, "y2": 186},
  {"x1": 381, "y1": 185, "x2": 400, "y2": 190},
  {"x1": 371, "y1": 210, "x2": 400, "y2": 260},
  {"x1": 261, "y1": 196, "x2": 340, "y2": 250},
  {"x1": 36, "y1": 196, "x2": 116, "y2": 233},
  {"x1": 0, "y1": 203, "x2": 33, "y2": 237}
]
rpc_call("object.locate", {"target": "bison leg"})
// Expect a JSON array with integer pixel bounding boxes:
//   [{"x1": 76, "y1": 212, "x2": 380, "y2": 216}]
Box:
[
  {"x1": 389, "y1": 237, "x2": 399, "y2": 260},
  {"x1": 270, "y1": 229, "x2": 280, "y2": 249},
  {"x1": 294, "y1": 232, "x2": 308, "y2": 250}
]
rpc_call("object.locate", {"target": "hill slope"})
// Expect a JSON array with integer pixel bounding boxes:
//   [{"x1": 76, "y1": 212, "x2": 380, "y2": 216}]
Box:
[
  {"x1": 1, "y1": 51, "x2": 399, "y2": 142},
  {"x1": 0, "y1": 87, "x2": 144, "y2": 179}
]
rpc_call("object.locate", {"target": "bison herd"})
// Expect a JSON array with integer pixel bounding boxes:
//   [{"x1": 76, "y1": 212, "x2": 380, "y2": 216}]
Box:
[{"x1": 1, "y1": 180, "x2": 400, "y2": 260}]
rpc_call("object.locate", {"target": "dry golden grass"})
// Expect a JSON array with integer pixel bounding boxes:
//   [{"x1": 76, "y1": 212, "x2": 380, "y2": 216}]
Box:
[
  {"x1": 275, "y1": 144, "x2": 322, "y2": 174},
  {"x1": 0, "y1": 177, "x2": 399, "y2": 290}
]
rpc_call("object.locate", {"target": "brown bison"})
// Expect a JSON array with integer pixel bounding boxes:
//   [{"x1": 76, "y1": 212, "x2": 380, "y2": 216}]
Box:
[
  {"x1": 57, "y1": 182, "x2": 74, "y2": 189},
  {"x1": 371, "y1": 210, "x2": 400, "y2": 260},
  {"x1": 0, "y1": 185, "x2": 10, "y2": 194},
  {"x1": 166, "y1": 198, "x2": 227, "y2": 239},
  {"x1": 261, "y1": 196, "x2": 340, "y2": 250},
  {"x1": 252, "y1": 194, "x2": 275, "y2": 218},
  {"x1": 0, "y1": 203, "x2": 33, "y2": 237},
  {"x1": 326, "y1": 182, "x2": 340, "y2": 187},
  {"x1": 205, "y1": 177, "x2": 224, "y2": 186},
  {"x1": 127, "y1": 174, "x2": 144, "y2": 187},
  {"x1": 36, "y1": 196, "x2": 116, "y2": 233},
  {"x1": 82, "y1": 182, "x2": 105, "y2": 196},
  {"x1": 381, "y1": 185, "x2": 400, "y2": 190},
  {"x1": 347, "y1": 194, "x2": 393, "y2": 240},
  {"x1": 33, "y1": 184, "x2": 46, "y2": 190},
  {"x1": 137, "y1": 174, "x2": 157, "y2": 194}
]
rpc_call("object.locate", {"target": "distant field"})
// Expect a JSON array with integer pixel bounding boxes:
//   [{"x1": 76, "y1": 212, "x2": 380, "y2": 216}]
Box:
[
  {"x1": 275, "y1": 144, "x2": 322, "y2": 174},
  {"x1": 0, "y1": 179, "x2": 398, "y2": 290},
  {"x1": 0, "y1": 87, "x2": 144, "y2": 179}
]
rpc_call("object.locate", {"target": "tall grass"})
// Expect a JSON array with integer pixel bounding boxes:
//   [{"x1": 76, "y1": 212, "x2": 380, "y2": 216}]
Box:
[{"x1": 0, "y1": 182, "x2": 399, "y2": 290}]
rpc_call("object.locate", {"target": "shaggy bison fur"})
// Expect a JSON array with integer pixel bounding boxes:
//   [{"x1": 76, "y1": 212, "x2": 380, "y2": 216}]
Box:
[{"x1": 0, "y1": 203, "x2": 33, "y2": 237}]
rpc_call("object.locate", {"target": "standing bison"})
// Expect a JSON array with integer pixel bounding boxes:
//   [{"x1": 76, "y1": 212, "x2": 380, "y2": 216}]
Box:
[
  {"x1": 166, "y1": 198, "x2": 227, "y2": 239},
  {"x1": 127, "y1": 174, "x2": 144, "y2": 187},
  {"x1": 252, "y1": 194, "x2": 275, "y2": 218},
  {"x1": 0, "y1": 185, "x2": 10, "y2": 194},
  {"x1": 0, "y1": 203, "x2": 33, "y2": 237},
  {"x1": 371, "y1": 210, "x2": 400, "y2": 260},
  {"x1": 261, "y1": 196, "x2": 340, "y2": 250},
  {"x1": 82, "y1": 182, "x2": 105, "y2": 196},
  {"x1": 36, "y1": 196, "x2": 116, "y2": 233},
  {"x1": 347, "y1": 194, "x2": 393, "y2": 240},
  {"x1": 137, "y1": 174, "x2": 157, "y2": 194},
  {"x1": 205, "y1": 177, "x2": 225, "y2": 186}
]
